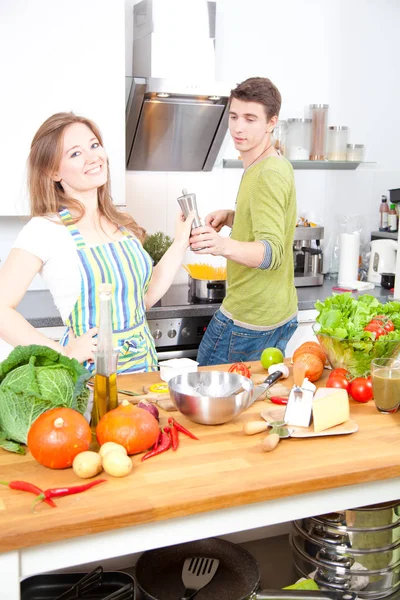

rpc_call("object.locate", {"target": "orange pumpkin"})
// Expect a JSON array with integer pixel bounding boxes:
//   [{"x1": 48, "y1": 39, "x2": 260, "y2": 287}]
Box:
[
  {"x1": 96, "y1": 401, "x2": 159, "y2": 455},
  {"x1": 27, "y1": 407, "x2": 91, "y2": 469},
  {"x1": 293, "y1": 353, "x2": 324, "y2": 383},
  {"x1": 293, "y1": 341, "x2": 327, "y2": 366}
]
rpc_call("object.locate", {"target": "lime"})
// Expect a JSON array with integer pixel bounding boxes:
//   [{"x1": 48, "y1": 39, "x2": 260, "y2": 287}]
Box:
[{"x1": 260, "y1": 347, "x2": 284, "y2": 370}]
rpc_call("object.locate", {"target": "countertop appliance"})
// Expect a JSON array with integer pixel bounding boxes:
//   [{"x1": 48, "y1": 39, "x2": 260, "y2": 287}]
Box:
[
  {"x1": 126, "y1": 0, "x2": 231, "y2": 171},
  {"x1": 367, "y1": 239, "x2": 397, "y2": 284},
  {"x1": 147, "y1": 283, "x2": 222, "y2": 360},
  {"x1": 293, "y1": 226, "x2": 324, "y2": 287}
]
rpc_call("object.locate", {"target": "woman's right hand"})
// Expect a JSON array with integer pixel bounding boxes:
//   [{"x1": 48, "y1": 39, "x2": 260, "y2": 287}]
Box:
[
  {"x1": 64, "y1": 327, "x2": 98, "y2": 363},
  {"x1": 205, "y1": 209, "x2": 235, "y2": 232}
]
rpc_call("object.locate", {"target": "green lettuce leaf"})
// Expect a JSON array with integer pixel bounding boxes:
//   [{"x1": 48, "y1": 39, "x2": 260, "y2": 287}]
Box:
[{"x1": 315, "y1": 294, "x2": 400, "y2": 376}]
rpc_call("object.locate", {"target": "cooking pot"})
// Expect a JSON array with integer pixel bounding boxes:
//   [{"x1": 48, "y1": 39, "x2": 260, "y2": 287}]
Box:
[
  {"x1": 134, "y1": 537, "x2": 357, "y2": 600},
  {"x1": 291, "y1": 535, "x2": 400, "y2": 599},
  {"x1": 189, "y1": 276, "x2": 226, "y2": 303},
  {"x1": 290, "y1": 502, "x2": 400, "y2": 599}
]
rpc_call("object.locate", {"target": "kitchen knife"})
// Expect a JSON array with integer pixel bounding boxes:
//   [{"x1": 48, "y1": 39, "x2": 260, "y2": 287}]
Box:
[{"x1": 252, "y1": 371, "x2": 286, "y2": 402}]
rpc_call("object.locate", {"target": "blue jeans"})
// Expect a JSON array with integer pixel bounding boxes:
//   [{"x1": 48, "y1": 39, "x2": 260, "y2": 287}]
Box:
[{"x1": 197, "y1": 309, "x2": 298, "y2": 366}]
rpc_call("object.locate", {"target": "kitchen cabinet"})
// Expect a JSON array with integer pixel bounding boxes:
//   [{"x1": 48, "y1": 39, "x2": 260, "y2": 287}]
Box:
[
  {"x1": 285, "y1": 309, "x2": 318, "y2": 357},
  {"x1": 0, "y1": 0, "x2": 125, "y2": 216},
  {"x1": 1, "y1": 363, "x2": 399, "y2": 599}
]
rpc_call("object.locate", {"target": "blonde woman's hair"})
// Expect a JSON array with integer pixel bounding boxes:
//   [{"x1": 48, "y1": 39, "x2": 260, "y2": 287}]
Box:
[{"x1": 28, "y1": 112, "x2": 146, "y2": 240}]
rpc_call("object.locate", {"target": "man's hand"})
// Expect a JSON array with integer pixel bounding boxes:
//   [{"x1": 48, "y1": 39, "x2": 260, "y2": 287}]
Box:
[
  {"x1": 205, "y1": 209, "x2": 235, "y2": 232},
  {"x1": 189, "y1": 226, "x2": 229, "y2": 257}
]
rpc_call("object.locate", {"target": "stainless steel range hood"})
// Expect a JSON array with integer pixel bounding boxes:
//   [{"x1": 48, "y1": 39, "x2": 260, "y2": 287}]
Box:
[{"x1": 126, "y1": 0, "x2": 231, "y2": 172}]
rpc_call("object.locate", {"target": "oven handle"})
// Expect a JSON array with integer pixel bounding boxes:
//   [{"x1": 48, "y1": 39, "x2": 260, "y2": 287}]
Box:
[{"x1": 156, "y1": 348, "x2": 198, "y2": 361}]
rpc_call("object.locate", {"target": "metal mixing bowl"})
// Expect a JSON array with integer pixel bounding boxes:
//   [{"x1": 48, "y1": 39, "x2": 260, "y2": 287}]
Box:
[{"x1": 168, "y1": 371, "x2": 254, "y2": 425}]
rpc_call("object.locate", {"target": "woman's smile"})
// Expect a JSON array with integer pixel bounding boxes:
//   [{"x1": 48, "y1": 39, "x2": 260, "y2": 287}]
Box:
[{"x1": 85, "y1": 164, "x2": 103, "y2": 175}]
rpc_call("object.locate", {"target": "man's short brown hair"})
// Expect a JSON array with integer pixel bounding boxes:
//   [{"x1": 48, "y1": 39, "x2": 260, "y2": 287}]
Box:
[{"x1": 229, "y1": 77, "x2": 282, "y2": 121}]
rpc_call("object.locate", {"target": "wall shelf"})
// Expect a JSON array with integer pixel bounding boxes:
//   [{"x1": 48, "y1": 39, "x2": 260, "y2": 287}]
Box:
[{"x1": 223, "y1": 159, "x2": 375, "y2": 170}]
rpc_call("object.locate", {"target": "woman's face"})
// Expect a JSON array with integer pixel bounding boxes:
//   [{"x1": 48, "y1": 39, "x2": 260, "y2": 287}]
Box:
[{"x1": 54, "y1": 122, "x2": 108, "y2": 194}]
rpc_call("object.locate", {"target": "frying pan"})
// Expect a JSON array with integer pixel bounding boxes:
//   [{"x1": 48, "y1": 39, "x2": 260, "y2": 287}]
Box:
[{"x1": 134, "y1": 538, "x2": 358, "y2": 600}]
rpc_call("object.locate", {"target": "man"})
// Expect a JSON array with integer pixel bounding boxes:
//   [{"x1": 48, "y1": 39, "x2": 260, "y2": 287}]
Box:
[{"x1": 191, "y1": 76, "x2": 298, "y2": 365}]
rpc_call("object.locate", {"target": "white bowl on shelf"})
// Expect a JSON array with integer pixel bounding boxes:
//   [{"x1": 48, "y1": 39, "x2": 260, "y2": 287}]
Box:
[{"x1": 159, "y1": 358, "x2": 199, "y2": 382}]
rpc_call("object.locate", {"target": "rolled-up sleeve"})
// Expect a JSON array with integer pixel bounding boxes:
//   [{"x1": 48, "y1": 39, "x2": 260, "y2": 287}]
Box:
[
  {"x1": 257, "y1": 240, "x2": 272, "y2": 269},
  {"x1": 250, "y1": 166, "x2": 291, "y2": 270}
]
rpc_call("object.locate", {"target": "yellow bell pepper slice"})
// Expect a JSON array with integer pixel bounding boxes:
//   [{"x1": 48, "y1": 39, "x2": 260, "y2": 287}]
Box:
[{"x1": 149, "y1": 383, "x2": 169, "y2": 394}]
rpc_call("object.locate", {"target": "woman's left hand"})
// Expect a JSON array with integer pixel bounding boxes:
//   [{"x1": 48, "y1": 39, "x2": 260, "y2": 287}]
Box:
[
  {"x1": 190, "y1": 225, "x2": 228, "y2": 256},
  {"x1": 174, "y1": 211, "x2": 195, "y2": 249}
]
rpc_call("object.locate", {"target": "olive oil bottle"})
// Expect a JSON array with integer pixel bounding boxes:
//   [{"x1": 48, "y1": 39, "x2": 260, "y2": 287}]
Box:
[{"x1": 92, "y1": 284, "x2": 118, "y2": 431}]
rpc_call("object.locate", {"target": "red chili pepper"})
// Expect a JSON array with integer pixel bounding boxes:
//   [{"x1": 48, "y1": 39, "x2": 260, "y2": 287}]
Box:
[
  {"x1": 32, "y1": 479, "x2": 107, "y2": 511},
  {"x1": 269, "y1": 396, "x2": 288, "y2": 405},
  {"x1": 141, "y1": 431, "x2": 171, "y2": 461},
  {"x1": 153, "y1": 429, "x2": 162, "y2": 450},
  {"x1": 0, "y1": 480, "x2": 56, "y2": 508},
  {"x1": 168, "y1": 417, "x2": 199, "y2": 440},
  {"x1": 170, "y1": 424, "x2": 179, "y2": 451}
]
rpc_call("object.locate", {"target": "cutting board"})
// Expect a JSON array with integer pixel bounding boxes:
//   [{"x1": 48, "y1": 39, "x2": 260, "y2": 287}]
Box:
[
  {"x1": 261, "y1": 406, "x2": 358, "y2": 438},
  {"x1": 118, "y1": 384, "x2": 177, "y2": 412}
]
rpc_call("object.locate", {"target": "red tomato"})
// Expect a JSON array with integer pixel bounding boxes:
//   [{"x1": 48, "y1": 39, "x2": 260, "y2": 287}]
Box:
[
  {"x1": 384, "y1": 320, "x2": 395, "y2": 332},
  {"x1": 364, "y1": 323, "x2": 387, "y2": 338},
  {"x1": 330, "y1": 368, "x2": 350, "y2": 377},
  {"x1": 348, "y1": 377, "x2": 374, "y2": 403},
  {"x1": 326, "y1": 374, "x2": 349, "y2": 391},
  {"x1": 228, "y1": 362, "x2": 252, "y2": 378}
]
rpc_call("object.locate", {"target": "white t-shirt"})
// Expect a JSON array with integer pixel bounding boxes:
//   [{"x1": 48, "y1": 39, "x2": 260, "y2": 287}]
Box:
[{"x1": 13, "y1": 216, "x2": 81, "y2": 322}]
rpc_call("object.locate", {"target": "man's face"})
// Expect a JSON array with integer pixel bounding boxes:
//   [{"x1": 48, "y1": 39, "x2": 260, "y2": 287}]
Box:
[{"x1": 228, "y1": 98, "x2": 271, "y2": 154}]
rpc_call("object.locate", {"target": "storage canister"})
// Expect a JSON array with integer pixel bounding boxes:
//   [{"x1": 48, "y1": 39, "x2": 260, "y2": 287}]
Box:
[
  {"x1": 327, "y1": 126, "x2": 348, "y2": 160},
  {"x1": 309, "y1": 104, "x2": 329, "y2": 160},
  {"x1": 346, "y1": 143, "x2": 365, "y2": 162},
  {"x1": 286, "y1": 118, "x2": 312, "y2": 160},
  {"x1": 273, "y1": 119, "x2": 288, "y2": 155}
]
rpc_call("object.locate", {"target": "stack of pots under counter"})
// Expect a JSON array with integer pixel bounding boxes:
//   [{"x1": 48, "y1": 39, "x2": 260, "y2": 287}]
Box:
[{"x1": 290, "y1": 501, "x2": 400, "y2": 599}]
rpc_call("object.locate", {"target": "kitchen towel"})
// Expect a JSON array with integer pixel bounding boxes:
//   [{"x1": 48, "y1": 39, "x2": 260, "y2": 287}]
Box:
[{"x1": 338, "y1": 232, "x2": 360, "y2": 285}]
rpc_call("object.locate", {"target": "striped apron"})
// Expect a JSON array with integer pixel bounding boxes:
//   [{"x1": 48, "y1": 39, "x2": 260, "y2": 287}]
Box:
[{"x1": 58, "y1": 208, "x2": 158, "y2": 374}]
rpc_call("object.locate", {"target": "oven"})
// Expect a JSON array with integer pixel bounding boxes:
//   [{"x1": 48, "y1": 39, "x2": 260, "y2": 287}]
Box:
[{"x1": 146, "y1": 284, "x2": 221, "y2": 361}]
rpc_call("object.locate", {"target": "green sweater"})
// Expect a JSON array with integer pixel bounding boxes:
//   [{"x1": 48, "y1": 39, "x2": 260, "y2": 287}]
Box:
[{"x1": 222, "y1": 156, "x2": 298, "y2": 328}]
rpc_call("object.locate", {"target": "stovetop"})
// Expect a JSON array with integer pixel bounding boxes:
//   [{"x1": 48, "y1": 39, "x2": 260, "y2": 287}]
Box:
[{"x1": 156, "y1": 283, "x2": 223, "y2": 307}]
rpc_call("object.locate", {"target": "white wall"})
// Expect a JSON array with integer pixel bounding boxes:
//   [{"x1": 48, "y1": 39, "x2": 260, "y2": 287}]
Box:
[
  {"x1": 1, "y1": 0, "x2": 399, "y2": 287},
  {"x1": 0, "y1": 0, "x2": 125, "y2": 285},
  {"x1": 125, "y1": 0, "x2": 400, "y2": 280}
]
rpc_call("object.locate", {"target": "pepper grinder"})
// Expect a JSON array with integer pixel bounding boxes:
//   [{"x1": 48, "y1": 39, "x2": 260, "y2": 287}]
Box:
[
  {"x1": 177, "y1": 189, "x2": 202, "y2": 228},
  {"x1": 177, "y1": 188, "x2": 202, "y2": 251}
]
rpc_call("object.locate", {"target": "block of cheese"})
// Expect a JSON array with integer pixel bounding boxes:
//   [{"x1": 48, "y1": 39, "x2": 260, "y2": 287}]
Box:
[{"x1": 312, "y1": 388, "x2": 350, "y2": 433}]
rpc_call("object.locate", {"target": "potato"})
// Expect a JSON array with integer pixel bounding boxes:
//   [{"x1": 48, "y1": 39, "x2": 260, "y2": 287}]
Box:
[
  {"x1": 102, "y1": 450, "x2": 133, "y2": 478},
  {"x1": 99, "y1": 441, "x2": 127, "y2": 459},
  {"x1": 72, "y1": 451, "x2": 103, "y2": 479}
]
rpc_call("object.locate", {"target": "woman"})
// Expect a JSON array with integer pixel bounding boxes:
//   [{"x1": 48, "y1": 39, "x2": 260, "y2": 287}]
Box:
[{"x1": 0, "y1": 112, "x2": 193, "y2": 372}]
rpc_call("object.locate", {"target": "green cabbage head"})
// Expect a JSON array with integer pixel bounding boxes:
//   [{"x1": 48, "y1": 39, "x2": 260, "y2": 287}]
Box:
[{"x1": 0, "y1": 345, "x2": 91, "y2": 453}]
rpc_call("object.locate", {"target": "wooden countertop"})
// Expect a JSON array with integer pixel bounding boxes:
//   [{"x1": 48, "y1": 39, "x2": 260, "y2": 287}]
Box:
[{"x1": 1, "y1": 361, "x2": 400, "y2": 554}]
